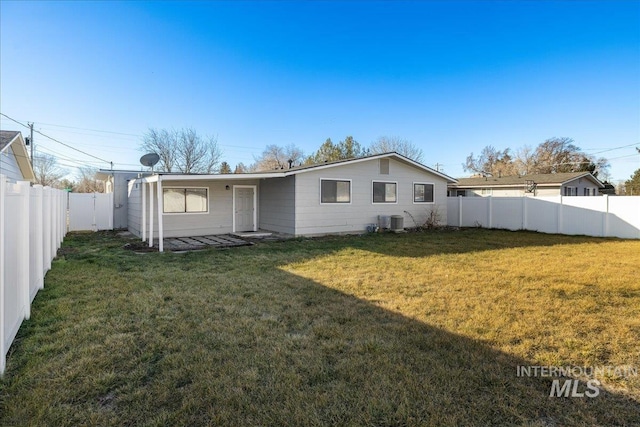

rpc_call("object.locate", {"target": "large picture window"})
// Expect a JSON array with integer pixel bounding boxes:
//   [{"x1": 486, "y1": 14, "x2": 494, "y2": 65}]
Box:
[
  {"x1": 413, "y1": 183, "x2": 434, "y2": 203},
  {"x1": 321, "y1": 179, "x2": 351, "y2": 203},
  {"x1": 163, "y1": 188, "x2": 208, "y2": 213},
  {"x1": 373, "y1": 181, "x2": 397, "y2": 203}
]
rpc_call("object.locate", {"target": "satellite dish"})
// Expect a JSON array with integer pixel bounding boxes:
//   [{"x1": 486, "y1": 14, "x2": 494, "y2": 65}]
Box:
[{"x1": 140, "y1": 153, "x2": 160, "y2": 171}]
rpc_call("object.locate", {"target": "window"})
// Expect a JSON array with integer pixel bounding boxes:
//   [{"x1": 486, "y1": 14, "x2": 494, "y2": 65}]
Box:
[
  {"x1": 481, "y1": 188, "x2": 493, "y2": 196},
  {"x1": 373, "y1": 181, "x2": 397, "y2": 203},
  {"x1": 564, "y1": 186, "x2": 577, "y2": 196},
  {"x1": 163, "y1": 188, "x2": 208, "y2": 213},
  {"x1": 583, "y1": 188, "x2": 589, "y2": 196},
  {"x1": 321, "y1": 179, "x2": 351, "y2": 203},
  {"x1": 414, "y1": 183, "x2": 435, "y2": 203}
]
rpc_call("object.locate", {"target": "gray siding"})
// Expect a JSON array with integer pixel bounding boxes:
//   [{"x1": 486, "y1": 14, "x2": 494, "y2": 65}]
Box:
[
  {"x1": 293, "y1": 158, "x2": 448, "y2": 236},
  {"x1": 127, "y1": 180, "x2": 142, "y2": 237},
  {"x1": 0, "y1": 146, "x2": 23, "y2": 182},
  {"x1": 131, "y1": 178, "x2": 261, "y2": 238},
  {"x1": 561, "y1": 177, "x2": 600, "y2": 196},
  {"x1": 112, "y1": 172, "x2": 139, "y2": 228},
  {"x1": 259, "y1": 176, "x2": 295, "y2": 234}
]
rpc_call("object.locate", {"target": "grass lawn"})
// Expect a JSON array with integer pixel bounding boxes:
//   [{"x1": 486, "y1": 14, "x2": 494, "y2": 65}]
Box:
[{"x1": 1, "y1": 229, "x2": 639, "y2": 426}]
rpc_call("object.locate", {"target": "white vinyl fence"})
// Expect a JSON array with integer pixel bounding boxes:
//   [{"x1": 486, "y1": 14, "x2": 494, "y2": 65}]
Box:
[
  {"x1": 447, "y1": 195, "x2": 640, "y2": 239},
  {"x1": 68, "y1": 192, "x2": 113, "y2": 231},
  {"x1": 0, "y1": 176, "x2": 67, "y2": 375}
]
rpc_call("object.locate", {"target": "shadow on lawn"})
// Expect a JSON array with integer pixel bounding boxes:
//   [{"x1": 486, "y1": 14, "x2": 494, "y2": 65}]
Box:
[
  {"x1": 313, "y1": 228, "x2": 626, "y2": 259},
  {"x1": 229, "y1": 265, "x2": 640, "y2": 426},
  {"x1": 1, "y1": 231, "x2": 638, "y2": 426}
]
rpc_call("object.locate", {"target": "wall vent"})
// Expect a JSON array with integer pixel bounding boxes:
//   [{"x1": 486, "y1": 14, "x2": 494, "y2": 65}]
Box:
[{"x1": 379, "y1": 159, "x2": 390, "y2": 175}]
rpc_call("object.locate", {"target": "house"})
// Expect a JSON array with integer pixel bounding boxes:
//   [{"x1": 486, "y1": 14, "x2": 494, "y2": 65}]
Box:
[
  {"x1": 0, "y1": 130, "x2": 35, "y2": 183},
  {"x1": 96, "y1": 169, "x2": 153, "y2": 229},
  {"x1": 448, "y1": 172, "x2": 604, "y2": 197},
  {"x1": 127, "y1": 152, "x2": 456, "y2": 251}
]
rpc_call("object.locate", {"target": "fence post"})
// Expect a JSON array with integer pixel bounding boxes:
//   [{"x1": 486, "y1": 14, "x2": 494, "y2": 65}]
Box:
[
  {"x1": 108, "y1": 192, "x2": 114, "y2": 230},
  {"x1": 0, "y1": 174, "x2": 6, "y2": 375},
  {"x1": 522, "y1": 196, "x2": 528, "y2": 230},
  {"x1": 458, "y1": 196, "x2": 463, "y2": 227},
  {"x1": 603, "y1": 194, "x2": 609, "y2": 237},
  {"x1": 54, "y1": 190, "x2": 60, "y2": 247},
  {"x1": 17, "y1": 182, "x2": 31, "y2": 320},
  {"x1": 33, "y1": 186, "x2": 44, "y2": 290},
  {"x1": 488, "y1": 196, "x2": 493, "y2": 229},
  {"x1": 50, "y1": 188, "x2": 57, "y2": 258},
  {"x1": 557, "y1": 195, "x2": 563, "y2": 234},
  {"x1": 43, "y1": 187, "x2": 52, "y2": 272}
]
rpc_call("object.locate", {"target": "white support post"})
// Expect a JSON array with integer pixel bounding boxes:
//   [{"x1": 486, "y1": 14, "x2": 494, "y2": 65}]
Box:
[
  {"x1": 17, "y1": 182, "x2": 30, "y2": 320},
  {"x1": 458, "y1": 195, "x2": 463, "y2": 227},
  {"x1": 157, "y1": 177, "x2": 164, "y2": 252},
  {"x1": 0, "y1": 174, "x2": 7, "y2": 375},
  {"x1": 141, "y1": 182, "x2": 146, "y2": 242},
  {"x1": 148, "y1": 182, "x2": 154, "y2": 248}
]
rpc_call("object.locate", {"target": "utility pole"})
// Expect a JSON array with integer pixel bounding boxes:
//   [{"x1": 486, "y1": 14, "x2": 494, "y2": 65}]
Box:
[
  {"x1": 434, "y1": 163, "x2": 441, "y2": 172},
  {"x1": 28, "y1": 122, "x2": 34, "y2": 165}
]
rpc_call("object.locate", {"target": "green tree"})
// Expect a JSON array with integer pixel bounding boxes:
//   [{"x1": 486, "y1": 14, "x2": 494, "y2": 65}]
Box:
[
  {"x1": 625, "y1": 168, "x2": 640, "y2": 195},
  {"x1": 219, "y1": 161, "x2": 232, "y2": 174},
  {"x1": 307, "y1": 136, "x2": 367, "y2": 164}
]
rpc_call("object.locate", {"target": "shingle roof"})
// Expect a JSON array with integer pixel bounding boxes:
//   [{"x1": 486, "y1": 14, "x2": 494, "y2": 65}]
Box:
[
  {"x1": 453, "y1": 172, "x2": 603, "y2": 188},
  {"x1": 153, "y1": 152, "x2": 458, "y2": 183},
  {"x1": 0, "y1": 130, "x2": 20, "y2": 152}
]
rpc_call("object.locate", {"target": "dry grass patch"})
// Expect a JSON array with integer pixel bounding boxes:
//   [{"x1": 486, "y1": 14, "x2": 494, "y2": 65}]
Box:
[{"x1": 0, "y1": 229, "x2": 639, "y2": 426}]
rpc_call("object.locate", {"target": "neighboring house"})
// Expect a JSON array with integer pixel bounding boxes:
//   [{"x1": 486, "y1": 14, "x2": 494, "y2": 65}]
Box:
[
  {"x1": 0, "y1": 130, "x2": 35, "y2": 183},
  {"x1": 448, "y1": 172, "x2": 604, "y2": 197},
  {"x1": 96, "y1": 169, "x2": 154, "y2": 229},
  {"x1": 127, "y1": 152, "x2": 456, "y2": 248}
]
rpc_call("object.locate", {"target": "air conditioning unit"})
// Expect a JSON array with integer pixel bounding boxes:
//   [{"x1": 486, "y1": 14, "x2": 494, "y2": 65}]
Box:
[
  {"x1": 390, "y1": 215, "x2": 404, "y2": 232},
  {"x1": 378, "y1": 215, "x2": 391, "y2": 229}
]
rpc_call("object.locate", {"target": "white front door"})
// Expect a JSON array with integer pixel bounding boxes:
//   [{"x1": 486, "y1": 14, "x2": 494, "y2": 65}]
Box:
[{"x1": 234, "y1": 186, "x2": 256, "y2": 232}]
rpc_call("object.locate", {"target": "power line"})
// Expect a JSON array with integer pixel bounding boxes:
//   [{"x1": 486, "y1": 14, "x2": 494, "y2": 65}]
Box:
[
  {"x1": 586, "y1": 143, "x2": 639, "y2": 156},
  {"x1": 1, "y1": 113, "x2": 112, "y2": 165}
]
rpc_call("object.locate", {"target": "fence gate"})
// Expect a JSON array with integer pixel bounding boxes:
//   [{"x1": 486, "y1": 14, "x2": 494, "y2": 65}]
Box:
[{"x1": 68, "y1": 193, "x2": 113, "y2": 231}]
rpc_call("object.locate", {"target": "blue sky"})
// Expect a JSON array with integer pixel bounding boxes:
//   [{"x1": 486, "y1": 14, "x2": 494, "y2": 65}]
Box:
[{"x1": 1, "y1": 1, "x2": 638, "y2": 181}]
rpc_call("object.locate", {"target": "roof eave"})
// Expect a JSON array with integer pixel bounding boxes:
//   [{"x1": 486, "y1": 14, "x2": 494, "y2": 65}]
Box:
[
  {"x1": 5, "y1": 133, "x2": 36, "y2": 182},
  {"x1": 283, "y1": 152, "x2": 458, "y2": 183}
]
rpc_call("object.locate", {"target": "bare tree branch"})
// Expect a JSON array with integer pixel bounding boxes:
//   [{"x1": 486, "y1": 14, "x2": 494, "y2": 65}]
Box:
[{"x1": 369, "y1": 136, "x2": 424, "y2": 163}]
